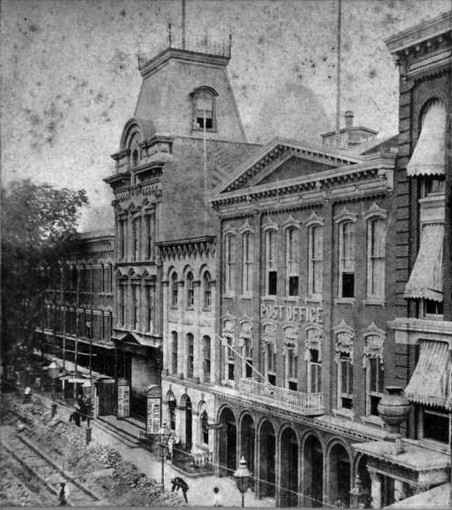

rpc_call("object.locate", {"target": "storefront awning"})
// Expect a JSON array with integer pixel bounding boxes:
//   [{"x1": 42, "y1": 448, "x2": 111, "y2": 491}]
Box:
[
  {"x1": 405, "y1": 340, "x2": 451, "y2": 408},
  {"x1": 404, "y1": 223, "x2": 443, "y2": 301},
  {"x1": 407, "y1": 101, "x2": 446, "y2": 176}
]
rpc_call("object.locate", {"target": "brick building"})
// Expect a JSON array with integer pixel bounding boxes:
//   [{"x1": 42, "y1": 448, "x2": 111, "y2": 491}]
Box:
[{"x1": 354, "y1": 11, "x2": 452, "y2": 508}]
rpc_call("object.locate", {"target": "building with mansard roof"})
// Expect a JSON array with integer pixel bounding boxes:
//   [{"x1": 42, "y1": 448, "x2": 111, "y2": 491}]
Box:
[{"x1": 104, "y1": 35, "x2": 259, "y2": 421}]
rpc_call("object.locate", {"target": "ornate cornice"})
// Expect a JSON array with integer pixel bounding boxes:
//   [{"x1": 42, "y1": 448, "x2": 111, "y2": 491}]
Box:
[{"x1": 158, "y1": 236, "x2": 216, "y2": 261}]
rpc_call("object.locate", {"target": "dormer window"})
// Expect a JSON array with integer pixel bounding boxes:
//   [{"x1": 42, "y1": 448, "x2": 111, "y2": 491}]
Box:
[
  {"x1": 192, "y1": 87, "x2": 218, "y2": 131},
  {"x1": 129, "y1": 132, "x2": 141, "y2": 168}
]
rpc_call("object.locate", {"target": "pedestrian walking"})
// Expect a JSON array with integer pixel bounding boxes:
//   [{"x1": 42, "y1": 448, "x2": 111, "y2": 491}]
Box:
[
  {"x1": 23, "y1": 386, "x2": 32, "y2": 403},
  {"x1": 213, "y1": 486, "x2": 222, "y2": 507},
  {"x1": 171, "y1": 477, "x2": 189, "y2": 503}
]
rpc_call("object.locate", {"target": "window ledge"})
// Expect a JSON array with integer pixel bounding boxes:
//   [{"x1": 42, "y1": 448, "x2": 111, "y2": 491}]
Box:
[
  {"x1": 360, "y1": 415, "x2": 385, "y2": 428},
  {"x1": 335, "y1": 298, "x2": 355, "y2": 306},
  {"x1": 201, "y1": 307, "x2": 212, "y2": 313},
  {"x1": 306, "y1": 296, "x2": 322, "y2": 304},
  {"x1": 239, "y1": 294, "x2": 253, "y2": 300},
  {"x1": 221, "y1": 380, "x2": 235, "y2": 388},
  {"x1": 223, "y1": 293, "x2": 236, "y2": 299},
  {"x1": 285, "y1": 296, "x2": 299, "y2": 302},
  {"x1": 364, "y1": 298, "x2": 386, "y2": 307},
  {"x1": 262, "y1": 295, "x2": 277, "y2": 301},
  {"x1": 333, "y1": 408, "x2": 354, "y2": 420},
  {"x1": 169, "y1": 306, "x2": 179, "y2": 310}
]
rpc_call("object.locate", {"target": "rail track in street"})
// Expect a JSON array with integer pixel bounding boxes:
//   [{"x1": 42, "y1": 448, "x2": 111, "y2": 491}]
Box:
[{"x1": 0, "y1": 424, "x2": 101, "y2": 507}]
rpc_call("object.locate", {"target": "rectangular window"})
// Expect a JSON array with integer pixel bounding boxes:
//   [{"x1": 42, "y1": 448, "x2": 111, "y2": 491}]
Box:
[
  {"x1": 339, "y1": 222, "x2": 355, "y2": 298},
  {"x1": 203, "y1": 336, "x2": 211, "y2": 382},
  {"x1": 423, "y1": 299, "x2": 444, "y2": 317},
  {"x1": 225, "y1": 337, "x2": 235, "y2": 381},
  {"x1": 339, "y1": 353, "x2": 353, "y2": 409},
  {"x1": 132, "y1": 285, "x2": 139, "y2": 330},
  {"x1": 225, "y1": 234, "x2": 235, "y2": 294},
  {"x1": 367, "y1": 357, "x2": 384, "y2": 416},
  {"x1": 146, "y1": 286, "x2": 153, "y2": 332},
  {"x1": 145, "y1": 213, "x2": 155, "y2": 260},
  {"x1": 266, "y1": 342, "x2": 276, "y2": 386},
  {"x1": 119, "y1": 219, "x2": 126, "y2": 260},
  {"x1": 308, "y1": 225, "x2": 323, "y2": 297},
  {"x1": 266, "y1": 230, "x2": 278, "y2": 295},
  {"x1": 186, "y1": 274, "x2": 195, "y2": 308},
  {"x1": 242, "y1": 232, "x2": 253, "y2": 294},
  {"x1": 119, "y1": 285, "x2": 125, "y2": 326},
  {"x1": 286, "y1": 228, "x2": 299, "y2": 296},
  {"x1": 132, "y1": 218, "x2": 141, "y2": 261},
  {"x1": 195, "y1": 90, "x2": 214, "y2": 130},
  {"x1": 171, "y1": 274, "x2": 178, "y2": 306},
  {"x1": 367, "y1": 218, "x2": 385, "y2": 299},
  {"x1": 287, "y1": 347, "x2": 298, "y2": 391},
  {"x1": 171, "y1": 332, "x2": 178, "y2": 375},
  {"x1": 309, "y1": 349, "x2": 322, "y2": 393},
  {"x1": 422, "y1": 406, "x2": 449, "y2": 443},
  {"x1": 187, "y1": 334, "x2": 194, "y2": 379},
  {"x1": 243, "y1": 338, "x2": 253, "y2": 378}
]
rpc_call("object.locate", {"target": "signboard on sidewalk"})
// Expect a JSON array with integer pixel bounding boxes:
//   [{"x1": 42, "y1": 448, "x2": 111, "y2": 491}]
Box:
[{"x1": 146, "y1": 385, "x2": 162, "y2": 435}]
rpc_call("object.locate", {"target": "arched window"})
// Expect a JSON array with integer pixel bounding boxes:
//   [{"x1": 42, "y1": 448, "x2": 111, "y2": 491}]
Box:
[
  {"x1": 192, "y1": 87, "x2": 217, "y2": 131},
  {"x1": 171, "y1": 272, "x2": 178, "y2": 306},
  {"x1": 186, "y1": 333, "x2": 194, "y2": 379},
  {"x1": 242, "y1": 231, "x2": 254, "y2": 294},
  {"x1": 265, "y1": 229, "x2": 278, "y2": 296},
  {"x1": 200, "y1": 410, "x2": 209, "y2": 445},
  {"x1": 338, "y1": 221, "x2": 355, "y2": 298},
  {"x1": 129, "y1": 132, "x2": 140, "y2": 168},
  {"x1": 308, "y1": 225, "x2": 323, "y2": 297},
  {"x1": 224, "y1": 234, "x2": 235, "y2": 294},
  {"x1": 203, "y1": 271, "x2": 212, "y2": 309},
  {"x1": 285, "y1": 227, "x2": 298, "y2": 296},
  {"x1": 203, "y1": 335, "x2": 211, "y2": 382},
  {"x1": 186, "y1": 272, "x2": 194, "y2": 308}
]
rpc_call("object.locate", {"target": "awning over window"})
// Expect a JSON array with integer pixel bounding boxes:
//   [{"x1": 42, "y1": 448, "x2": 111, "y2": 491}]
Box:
[
  {"x1": 407, "y1": 101, "x2": 446, "y2": 176},
  {"x1": 404, "y1": 223, "x2": 443, "y2": 301},
  {"x1": 405, "y1": 340, "x2": 450, "y2": 408}
]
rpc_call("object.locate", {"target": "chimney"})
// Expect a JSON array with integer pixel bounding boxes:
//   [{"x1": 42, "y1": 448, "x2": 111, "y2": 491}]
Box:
[{"x1": 344, "y1": 110, "x2": 354, "y2": 128}]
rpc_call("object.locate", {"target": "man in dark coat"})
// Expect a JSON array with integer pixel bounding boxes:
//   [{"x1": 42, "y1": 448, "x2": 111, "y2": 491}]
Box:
[{"x1": 171, "y1": 477, "x2": 189, "y2": 503}]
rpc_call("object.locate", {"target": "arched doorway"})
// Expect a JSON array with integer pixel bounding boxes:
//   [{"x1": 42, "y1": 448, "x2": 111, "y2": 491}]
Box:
[
  {"x1": 259, "y1": 420, "x2": 276, "y2": 498},
  {"x1": 218, "y1": 407, "x2": 237, "y2": 477},
  {"x1": 181, "y1": 394, "x2": 192, "y2": 451},
  {"x1": 240, "y1": 414, "x2": 255, "y2": 488},
  {"x1": 280, "y1": 427, "x2": 299, "y2": 507},
  {"x1": 355, "y1": 455, "x2": 372, "y2": 508},
  {"x1": 303, "y1": 435, "x2": 323, "y2": 507},
  {"x1": 329, "y1": 443, "x2": 351, "y2": 507}
]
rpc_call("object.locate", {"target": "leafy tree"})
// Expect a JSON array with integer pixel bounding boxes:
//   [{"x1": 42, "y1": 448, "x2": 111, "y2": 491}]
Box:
[{"x1": 1, "y1": 179, "x2": 88, "y2": 366}]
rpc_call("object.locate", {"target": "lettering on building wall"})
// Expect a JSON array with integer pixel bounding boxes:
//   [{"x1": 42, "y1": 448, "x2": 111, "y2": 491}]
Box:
[{"x1": 261, "y1": 304, "x2": 323, "y2": 323}]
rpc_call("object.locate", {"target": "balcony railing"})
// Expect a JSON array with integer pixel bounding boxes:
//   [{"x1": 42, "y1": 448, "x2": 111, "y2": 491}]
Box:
[{"x1": 238, "y1": 378, "x2": 325, "y2": 416}]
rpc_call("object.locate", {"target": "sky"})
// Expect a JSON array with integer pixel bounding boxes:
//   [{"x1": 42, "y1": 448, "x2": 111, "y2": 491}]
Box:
[{"x1": 2, "y1": 0, "x2": 450, "y2": 231}]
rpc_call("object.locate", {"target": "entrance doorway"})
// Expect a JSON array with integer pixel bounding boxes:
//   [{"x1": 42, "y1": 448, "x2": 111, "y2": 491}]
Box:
[
  {"x1": 280, "y1": 427, "x2": 299, "y2": 507},
  {"x1": 329, "y1": 443, "x2": 351, "y2": 507},
  {"x1": 218, "y1": 407, "x2": 237, "y2": 477},
  {"x1": 303, "y1": 435, "x2": 323, "y2": 507},
  {"x1": 259, "y1": 420, "x2": 276, "y2": 498}
]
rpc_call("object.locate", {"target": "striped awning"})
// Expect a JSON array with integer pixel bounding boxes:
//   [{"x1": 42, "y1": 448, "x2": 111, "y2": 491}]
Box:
[
  {"x1": 407, "y1": 101, "x2": 446, "y2": 176},
  {"x1": 404, "y1": 223, "x2": 444, "y2": 302},
  {"x1": 405, "y1": 340, "x2": 451, "y2": 408}
]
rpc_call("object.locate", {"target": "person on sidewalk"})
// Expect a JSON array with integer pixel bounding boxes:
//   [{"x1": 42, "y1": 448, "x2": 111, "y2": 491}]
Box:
[
  {"x1": 58, "y1": 482, "x2": 69, "y2": 506},
  {"x1": 171, "y1": 477, "x2": 189, "y2": 503},
  {"x1": 213, "y1": 486, "x2": 222, "y2": 507}
]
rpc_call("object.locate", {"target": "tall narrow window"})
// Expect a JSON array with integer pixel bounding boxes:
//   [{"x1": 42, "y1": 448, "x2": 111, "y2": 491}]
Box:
[
  {"x1": 243, "y1": 338, "x2": 253, "y2": 378},
  {"x1": 132, "y1": 285, "x2": 139, "y2": 330},
  {"x1": 171, "y1": 332, "x2": 178, "y2": 375},
  {"x1": 225, "y1": 336, "x2": 235, "y2": 381},
  {"x1": 145, "y1": 213, "x2": 155, "y2": 260},
  {"x1": 187, "y1": 333, "x2": 194, "y2": 379},
  {"x1": 367, "y1": 218, "x2": 385, "y2": 299},
  {"x1": 119, "y1": 219, "x2": 126, "y2": 260},
  {"x1": 132, "y1": 218, "x2": 141, "y2": 261},
  {"x1": 194, "y1": 89, "x2": 215, "y2": 130},
  {"x1": 285, "y1": 228, "x2": 299, "y2": 296},
  {"x1": 186, "y1": 272, "x2": 195, "y2": 308},
  {"x1": 338, "y1": 353, "x2": 353, "y2": 410},
  {"x1": 286, "y1": 346, "x2": 298, "y2": 391},
  {"x1": 265, "y1": 229, "x2": 278, "y2": 295},
  {"x1": 203, "y1": 336, "x2": 211, "y2": 382},
  {"x1": 339, "y1": 221, "x2": 355, "y2": 298},
  {"x1": 308, "y1": 349, "x2": 322, "y2": 393},
  {"x1": 203, "y1": 271, "x2": 212, "y2": 309},
  {"x1": 225, "y1": 234, "x2": 235, "y2": 294},
  {"x1": 119, "y1": 285, "x2": 126, "y2": 326},
  {"x1": 366, "y1": 356, "x2": 384, "y2": 416},
  {"x1": 242, "y1": 232, "x2": 254, "y2": 294},
  {"x1": 105, "y1": 264, "x2": 112, "y2": 293},
  {"x1": 308, "y1": 225, "x2": 323, "y2": 297},
  {"x1": 146, "y1": 286, "x2": 153, "y2": 332},
  {"x1": 201, "y1": 410, "x2": 209, "y2": 445},
  {"x1": 266, "y1": 342, "x2": 276, "y2": 386},
  {"x1": 171, "y1": 272, "x2": 178, "y2": 306}
]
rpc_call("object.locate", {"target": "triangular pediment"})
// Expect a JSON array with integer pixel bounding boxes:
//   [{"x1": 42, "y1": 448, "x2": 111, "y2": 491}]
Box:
[{"x1": 216, "y1": 138, "x2": 361, "y2": 195}]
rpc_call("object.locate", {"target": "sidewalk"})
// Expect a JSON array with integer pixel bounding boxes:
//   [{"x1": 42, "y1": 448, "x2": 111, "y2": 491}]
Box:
[{"x1": 91, "y1": 420, "x2": 275, "y2": 507}]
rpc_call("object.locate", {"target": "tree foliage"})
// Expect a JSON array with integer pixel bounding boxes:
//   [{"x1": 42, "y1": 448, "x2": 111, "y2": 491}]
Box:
[{"x1": 1, "y1": 179, "x2": 88, "y2": 356}]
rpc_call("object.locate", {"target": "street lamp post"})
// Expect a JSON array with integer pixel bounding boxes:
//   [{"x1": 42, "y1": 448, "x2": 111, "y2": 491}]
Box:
[
  {"x1": 48, "y1": 359, "x2": 59, "y2": 418},
  {"x1": 233, "y1": 456, "x2": 253, "y2": 508},
  {"x1": 158, "y1": 423, "x2": 171, "y2": 492},
  {"x1": 82, "y1": 380, "x2": 92, "y2": 445}
]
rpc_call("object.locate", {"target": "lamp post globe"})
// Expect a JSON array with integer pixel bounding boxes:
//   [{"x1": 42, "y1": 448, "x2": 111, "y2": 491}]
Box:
[{"x1": 233, "y1": 456, "x2": 253, "y2": 507}]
